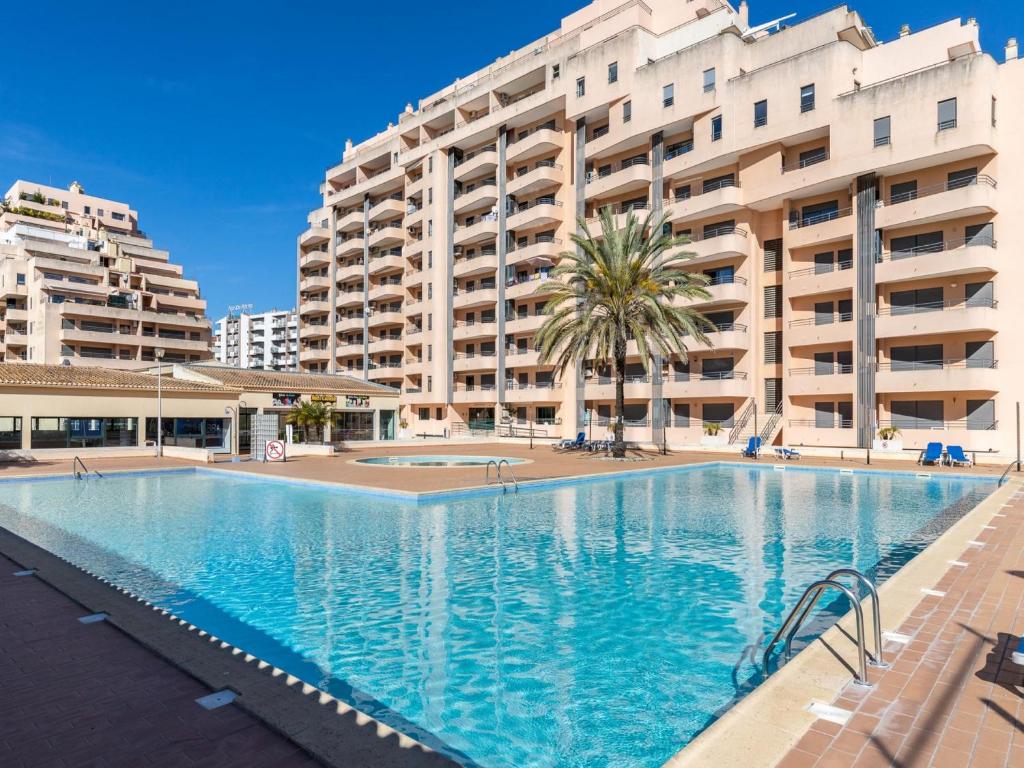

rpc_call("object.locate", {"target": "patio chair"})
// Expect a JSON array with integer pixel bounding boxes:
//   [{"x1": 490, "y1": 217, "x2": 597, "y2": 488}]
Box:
[
  {"x1": 773, "y1": 446, "x2": 801, "y2": 460},
  {"x1": 918, "y1": 442, "x2": 943, "y2": 465},
  {"x1": 1013, "y1": 635, "x2": 1024, "y2": 666},
  {"x1": 945, "y1": 445, "x2": 972, "y2": 467},
  {"x1": 554, "y1": 432, "x2": 586, "y2": 451},
  {"x1": 741, "y1": 436, "x2": 762, "y2": 458}
]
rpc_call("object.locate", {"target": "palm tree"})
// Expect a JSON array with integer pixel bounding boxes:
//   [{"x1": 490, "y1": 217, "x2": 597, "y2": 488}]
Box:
[
  {"x1": 536, "y1": 207, "x2": 714, "y2": 458},
  {"x1": 285, "y1": 401, "x2": 333, "y2": 443}
]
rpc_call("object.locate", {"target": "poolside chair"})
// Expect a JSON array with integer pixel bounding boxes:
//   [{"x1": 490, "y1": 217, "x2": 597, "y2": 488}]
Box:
[
  {"x1": 741, "y1": 436, "x2": 763, "y2": 458},
  {"x1": 773, "y1": 446, "x2": 801, "y2": 460},
  {"x1": 945, "y1": 445, "x2": 972, "y2": 467},
  {"x1": 554, "y1": 432, "x2": 586, "y2": 451},
  {"x1": 1013, "y1": 635, "x2": 1024, "y2": 666},
  {"x1": 918, "y1": 442, "x2": 943, "y2": 465}
]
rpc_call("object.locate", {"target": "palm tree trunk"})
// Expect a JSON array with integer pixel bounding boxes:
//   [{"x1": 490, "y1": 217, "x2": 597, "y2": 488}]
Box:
[{"x1": 613, "y1": 341, "x2": 626, "y2": 458}]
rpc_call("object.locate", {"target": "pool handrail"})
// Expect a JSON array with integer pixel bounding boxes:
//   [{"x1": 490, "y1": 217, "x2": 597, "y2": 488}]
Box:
[
  {"x1": 764, "y1": 578, "x2": 872, "y2": 687},
  {"x1": 998, "y1": 458, "x2": 1019, "y2": 486},
  {"x1": 497, "y1": 459, "x2": 519, "y2": 493},
  {"x1": 484, "y1": 459, "x2": 519, "y2": 493},
  {"x1": 73, "y1": 456, "x2": 103, "y2": 480}
]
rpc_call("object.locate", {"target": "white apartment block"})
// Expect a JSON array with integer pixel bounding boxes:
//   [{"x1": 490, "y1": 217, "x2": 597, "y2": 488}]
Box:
[
  {"x1": 1, "y1": 180, "x2": 212, "y2": 368},
  {"x1": 213, "y1": 309, "x2": 298, "y2": 370},
  {"x1": 296, "y1": 0, "x2": 1023, "y2": 457}
]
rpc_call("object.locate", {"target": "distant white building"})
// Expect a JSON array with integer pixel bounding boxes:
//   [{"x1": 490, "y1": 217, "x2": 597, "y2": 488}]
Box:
[{"x1": 213, "y1": 308, "x2": 297, "y2": 370}]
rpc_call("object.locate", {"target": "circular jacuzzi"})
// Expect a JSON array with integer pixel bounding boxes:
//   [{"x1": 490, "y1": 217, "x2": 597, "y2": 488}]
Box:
[{"x1": 354, "y1": 455, "x2": 529, "y2": 468}]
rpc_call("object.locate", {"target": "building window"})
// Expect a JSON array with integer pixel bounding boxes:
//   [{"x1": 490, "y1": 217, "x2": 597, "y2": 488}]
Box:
[
  {"x1": 0, "y1": 417, "x2": 21, "y2": 449},
  {"x1": 991, "y1": 96, "x2": 997, "y2": 127},
  {"x1": 663, "y1": 83, "x2": 674, "y2": 107},
  {"x1": 418, "y1": 407, "x2": 430, "y2": 421},
  {"x1": 427, "y1": 376, "x2": 432, "y2": 392},
  {"x1": 576, "y1": 77, "x2": 585, "y2": 97},
  {"x1": 763, "y1": 238, "x2": 782, "y2": 272},
  {"x1": 84, "y1": 205, "x2": 91, "y2": 214},
  {"x1": 754, "y1": 100, "x2": 767, "y2": 127},
  {"x1": 623, "y1": 100, "x2": 631, "y2": 123},
  {"x1": 764, "y1": 332, "x2": 782, "y2": 364},
  {"x1": 764, "y1": 285, "x2": 782, "y2": 318},
  {"x1": 31, "y1": 417, "x2": 138, "y2": 449},
  {"x1": 937, "y1": 98, "x2": 957, "y2": 131},
  {"x1": 111, "y1": 212, "x2": 125, "y2": 221},
  {"x1": 16, "y1": 273, "x2": 25, "y2": 285},
  {"x1": 874, "y1": 116, "x2": 891, "y2": 147},
  {"x1": 800, "y1": 83, "x2": 815, "y2": 113},
  {"x1": 711, "y1": 115, "x2": 722, "y2": 141},
  {"x1": 552, "y1": 63, "x2": 560, "y2": 80},
  {"x1": 703, "y1": 67, "x2": 715, "y2": 92},
  {"x1": 427, "y1": 344, "x2": 432, "y2": 362},
  {"x1": 97, "y1": 209, "x2": 104, "y2": 217},
  {"x1": 608, "y1": 62, "x2": 618, "y2": 84}
]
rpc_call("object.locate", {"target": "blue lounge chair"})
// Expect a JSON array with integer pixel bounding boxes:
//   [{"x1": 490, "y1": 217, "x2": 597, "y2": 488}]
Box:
[
  {"x1": 741, "y1": 436, "x2": 762, "y2": 458},
  {"x1": 946, "y1": 445, "x2": 972, "y2": 467},
  {"x1": 774, "y1": 446, "x2": 801, "y2": 460},
  {"x1": 554, "y1": 432, "x2": 586, "y2": 450},
  {"x1": 919, "y1": 442, "x2": 943, "y2": 465},
  {"x1": 1013, "y1": 635, "x2": 1024, "y2": 666}
]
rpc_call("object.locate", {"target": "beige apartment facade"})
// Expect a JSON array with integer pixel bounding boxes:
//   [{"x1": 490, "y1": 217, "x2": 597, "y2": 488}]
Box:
[
  {"x1": 296, "y1": 0, "x2": 1023, "y2": 458},
  {"x1": 0, "y1": 180, "x2": 212, "y2": 368}
]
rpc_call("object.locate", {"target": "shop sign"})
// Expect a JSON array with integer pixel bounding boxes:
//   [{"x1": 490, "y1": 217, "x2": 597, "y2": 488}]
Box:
[
  {"x1": 272, "y1": 392, "x2": 300, "y2": 407},
  {"x1": 345, "y1": 395, "x2": 370, "y2": 409},
  {"x1": 310, "y1": 393, "x2": 337, "y2": 404}
]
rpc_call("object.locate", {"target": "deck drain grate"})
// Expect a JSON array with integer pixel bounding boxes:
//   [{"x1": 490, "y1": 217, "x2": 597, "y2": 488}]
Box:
[
  {"x1": 78, "y1": 612, "x2": 109, "y2": 624},
  {"x1": 196, "y1": 690, "x2": 237, "y2": 710},
  {"x1": 807, "y1": 701, "x2": 853, "y2": 725},
  {"x1": 13, "y1": 569, "x2": 37, "y2": 577}
]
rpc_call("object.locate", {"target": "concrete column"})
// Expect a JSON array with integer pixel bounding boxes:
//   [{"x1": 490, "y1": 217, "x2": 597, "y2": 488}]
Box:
[
  {"x1": 650, "y1": 131, "x2": 665, "y2": 444},
  {"x1": 855, "y1": 173, "x2": 878, "y2": 447},
  {"x1": 362, "y1": 195, "x2": 371, "y2": 380},
  {"x1": 328, "y1": 207, "x2": 339, "y2": 374},
  {"x1": 574, "y1": 117, "x2": 588, "y2": 433},
  {"x1": 496, "y1": 126, "x2": 509, "y2": 408}
]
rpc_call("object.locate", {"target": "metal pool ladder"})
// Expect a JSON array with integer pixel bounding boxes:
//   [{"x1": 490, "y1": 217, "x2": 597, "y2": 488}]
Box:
[
  {"x1": 763, "y1": 568, "x2": 887, "y2": 687},
  {"x1": 73, "y1": 456, "x2": 103, "y2": 480},
  {"x1": 484, "y1": 459, "x2": 519, "y2": 494}
]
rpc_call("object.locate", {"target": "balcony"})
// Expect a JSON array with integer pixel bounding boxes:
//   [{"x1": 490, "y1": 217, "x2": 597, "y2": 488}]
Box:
[
  {"x1": 368, "y1": 225, "x2": 403, "y2": 249},
  {"x1": 453, "y1": 320, "x2": 497, "y2": 341},
  {"x1": 873, "y1": 419, "x2": 1000, "y2": 452},
  {"x1": 585, "y1": 373, "x2": 653, "y2": 401},
  {"x1": 300, "y1": 249, "x2": 330, "y2": 269},
  {"x1": 507, "y1": 162, "x2": 562, "y2": 197},
  {"x1": 505, "y1": 314, "x2": 546, "y2": 335},
  {"x1": 786, "y1": 207, "x2": 853, "y2": 250},
  {"x1": 454, "y1": 180, "x2": 498, "y2": 215},
  {"x1": 664, "y1": 181, "x2": 743, "y2": 224},
  {"x1": 585, "y1": 158, "x2": 651, "y2": 200},
  {"x1": 367, "y1": 363, "x2": 403, "y2": 380},
  {"x1": 875, "y1": 358, "x2": 999, "y2": 394},
  {"x1": 453, "y1": 216, "x2": 498, "y2": 246},
  {"x1": 299, "y1": 226, "x2": 330, "y2": 248},
  {"x1": 699, "y1": 323, "x2": 748, "y2": 351},
  {"x1": 300, "y1": 323, "x2": 330, "y2": 340},
  {"x1": 504, "y1": 382, "x2": 562, "y2": 403},
  {"x1": 875, "y1": 237, "x2": 998, "y2": 285},
  {"x1": 787, "y1": 260, "x2": 855, "y2": 297},
  {"x1": 786, "y1": 367, "x2": 855, "y2": 397},
  {"x1": 675, "y1": 227, "x2": 749, "y2": 265},
  {"x1": 454, "y1": 145, "x2": 497, "y2": 182},
  {"x1": 299, "y1": 275, "x2": 331, "y2": 292},
  {"x1": 506, "y1": 125, "x2": 560, "y2": 163},
  {"x1": 504, "y1": 347, "x2": 541, "y2": 367},
  {"x1": 506, "y1": 276, "x2": 555, "y2": 301},
  {"x1": 453, "y1": 286, "x2": 497, "y2": 310},
  {"x1": 336, "y1": 209, "x2": 363, "y2": 233},
  {"x1": 661, "y1": 371, "x2": 751, "y2": 399},
  {"x1": 336, "y1": 236, "x2": 365, "y2": 258},
  {"x1": 368, "y1": 337, "x2": 404, "y2": 355},
  {"x1": 875, "y1": 299, "x2": 997, "y2": 339},
  {"x1": 368, "y1": 281, "x2": 403, "y2": 302},
  {"x1": 336, "y1": 262, "x2": 365, "y2": 283},
  {"x1": 368, "y1": 196, "x2": 404, "y2": 222},
  {"x1": 300, "y1": 348, "x2": 330, "y2": 363},
  {"x1": 336, "y1": 315, "x2": 364, "y2": 333},
  {"x1": 787, "y1": 315, "x2": 854, "y2": 347},
  {"x1": 326, "y1": 165, "x2": 403, "y2": 208},
  {"x1": 451, "y1": 384, "x2": 499, "y2": 404},
  {"x1": 368, "y1": 253, "x2": 404, "y2": 275},
  {"x1": 676, "y1": 276, "x2": 749, "y2": 308},
  {"x1": 336, "y1": 291, "x2": 364, "y2": 309},
  {"x1": 507, "y1": 199, "x2": 563, "y2": 230},
  {"x1": 507, "y1": 237, "x2": 562, "y2": 268},
  {"x1": 367, "y1": 310, "x2": 403, "y2": 328},
  {"x1": 875, "y1": 175, "x2": 997, "y2": 230},
  {"x1": 453, "y1": 351, "x2": 497, "y2": 372},
  {"x1": 454, "y1": 250, "x2": 497, "y2": 279}
]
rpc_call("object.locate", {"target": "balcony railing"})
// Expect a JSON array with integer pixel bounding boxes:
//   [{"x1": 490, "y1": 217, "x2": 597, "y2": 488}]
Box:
[
  {"x1": 883, "y1": 173, "x2": 996, "y2": 205},
  {"x1": 789, "y1": 207, "x2": 853, "y2": 230},
  {"x1": 455, "y1": 144, "x2": 496, "y2": 165},
  {"x1": 789, "y1": 364, "x2": 854, "y2": 376},
  {"x1": 876, "y1": 297, "x2": 997, "y2": 316},
  {"x1": 788, "y1": 419, "x2": 854, "y2": 429},
  {"x1": 876, "y1": 418, "x2": 997, "y2": 431},
  {"x1": 789, "y1": 258, "x2": 853, "y2": 279},
  {"x1": 788, "y1": 313, "x2": 853, "y2": 327},
  {"x1": 877, "y1": 235, "x2": 996, "y2": 263},
  {"x1": 664, "y1": 139, "x2": 694, "y2": 161},
  {"x1": 782, "y1": 150, "x2": 829, "y2": 173},
  {"x1": 875, "y1": 358, "x2": 997, "y2": 372}
]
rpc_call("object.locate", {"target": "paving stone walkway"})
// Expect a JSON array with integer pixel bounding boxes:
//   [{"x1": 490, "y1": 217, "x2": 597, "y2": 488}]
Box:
[
  {"x1": 777, "y1": 486, "x2": 1024, "y2": 767},
  {"x1": 0, "y1": 553, "x2": 321, "y2": 768}
]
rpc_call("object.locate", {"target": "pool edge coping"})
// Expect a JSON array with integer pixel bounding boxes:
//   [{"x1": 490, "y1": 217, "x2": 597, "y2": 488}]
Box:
[
  {"x1": 662, "y1": 475, "x2": 1022, "y2": 768},
  {"x1": 0, "y1": 525, "x2": 457, "y2": 768}
]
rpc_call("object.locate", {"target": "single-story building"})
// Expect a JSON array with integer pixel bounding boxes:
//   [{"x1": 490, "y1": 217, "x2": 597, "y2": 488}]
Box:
[{"x1": 0, "y1": 362, "x2": 399, "y2": 459}]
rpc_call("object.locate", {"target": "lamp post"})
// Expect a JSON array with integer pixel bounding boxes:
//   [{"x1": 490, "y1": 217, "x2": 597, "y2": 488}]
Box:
[{"x1": 155, "y1": 348, "x2": 165, "y2": 458}]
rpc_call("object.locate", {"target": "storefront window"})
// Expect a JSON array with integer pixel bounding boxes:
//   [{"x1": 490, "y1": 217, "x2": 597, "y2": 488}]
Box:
[
  {"x1": 144, "y1": 418, "x2": 229, "y2": 450},
  {"x1": 0, "y1": 417, "x2": 23, "y2": 450},
  {"x1": 31, "y1": 417, "x2": 138, "y2": 448},
  {"x1": 334, "y1": 411, "x2": 374, "y2": 441}
]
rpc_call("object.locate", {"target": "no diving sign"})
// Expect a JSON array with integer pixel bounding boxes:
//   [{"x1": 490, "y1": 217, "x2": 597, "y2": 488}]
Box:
[{"x1": 265, "y1": 440, "x2": 286, "y2": 462}]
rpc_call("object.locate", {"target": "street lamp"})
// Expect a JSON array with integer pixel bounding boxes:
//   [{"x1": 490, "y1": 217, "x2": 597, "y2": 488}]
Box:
[{"x1": 155, "y1": 348, "x2": 165, "y2": 458}]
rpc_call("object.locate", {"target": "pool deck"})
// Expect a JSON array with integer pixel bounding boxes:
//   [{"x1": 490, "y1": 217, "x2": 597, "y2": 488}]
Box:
[{"x1": 0, "y1": 444, "x2": 1019, "y2": 768}]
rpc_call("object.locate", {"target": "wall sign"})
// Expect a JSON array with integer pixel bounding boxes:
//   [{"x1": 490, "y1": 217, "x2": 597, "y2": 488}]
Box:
[
  {"x1": 345, "y1": 395, "x2": 370, "y2": 409},
  {"x1": 272, "y1": 392, "x2": 300, "y2": 407},
  {"x1": 310, "y1": 393, "x2": 337, "y2": 404}
]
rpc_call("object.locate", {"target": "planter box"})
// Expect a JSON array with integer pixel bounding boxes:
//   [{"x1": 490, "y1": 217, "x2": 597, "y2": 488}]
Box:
[
  {"x1": 872, "y1": 439, "x2": 903, "y2": 453},
  {"x1": 700, "y1": 433, "x2": 729, "y2": 447}
]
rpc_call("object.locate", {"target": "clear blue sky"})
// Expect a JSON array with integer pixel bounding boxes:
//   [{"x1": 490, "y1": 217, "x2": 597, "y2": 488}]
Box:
[{"x1": 1, "y1": 1, "x2": 1017, "y2": 319}]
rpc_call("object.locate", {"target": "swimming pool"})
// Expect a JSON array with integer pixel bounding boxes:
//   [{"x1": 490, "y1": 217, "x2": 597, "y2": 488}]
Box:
[
  {"x1": 0, "y1": 465, "x2": 994, "y2": 767},
  {"x1": 354, "y1": 455, "x2": 529, "y2": 467}
]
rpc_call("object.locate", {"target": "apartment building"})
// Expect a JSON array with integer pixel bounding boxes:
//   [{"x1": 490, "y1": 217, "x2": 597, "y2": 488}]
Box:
[
  {"x1": 296, "y1": 0, "x2": 1023, "y2": 457},
  {"x1": 0, "y1": 180, "x2": 212, "y2": 368},
  {"x1": 213, "y1": 309, "x2": 298, "y2": 370}
]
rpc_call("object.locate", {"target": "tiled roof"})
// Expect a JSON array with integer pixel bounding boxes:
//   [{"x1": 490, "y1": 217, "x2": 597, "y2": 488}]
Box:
[
  {"x1": 0, "y1": 364, "x2": 234, "y2": 393},
  {"x1": 184, "y1": 365, "x2": 398, "y2": 396}
]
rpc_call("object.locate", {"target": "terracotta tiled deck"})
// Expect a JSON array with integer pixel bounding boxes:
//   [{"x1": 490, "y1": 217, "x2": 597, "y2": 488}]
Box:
[
  {"x1": 0, "y1": 553, "x2": 321, "y2": 768},
  {"x1": 778, "y1": 486, "x2": 1024, "y2": 768}
]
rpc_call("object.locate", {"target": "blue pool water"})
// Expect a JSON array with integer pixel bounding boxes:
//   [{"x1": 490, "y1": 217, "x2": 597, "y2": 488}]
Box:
[
  {"x1": 0, "y1": 465, "x2": 994, "y2": 767},
  {"x1": 355, "y1": 455, "x2": 528, "y2": 467}
]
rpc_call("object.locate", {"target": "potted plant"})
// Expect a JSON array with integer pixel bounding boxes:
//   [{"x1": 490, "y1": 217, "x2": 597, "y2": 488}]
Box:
[
  {"x1": 872, "y1": 426, "x2": 903, "y2": 453},
  {"x1": 397, "y1": 417, "x2": 410, "y2": 440},
  {"x1": 700, "y1": 421, "x2": 728, "y2": 446}
]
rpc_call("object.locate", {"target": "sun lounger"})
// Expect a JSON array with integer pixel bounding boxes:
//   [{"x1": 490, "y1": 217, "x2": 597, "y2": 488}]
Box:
[
  {"x1": 919, "y1": 442, "x2": 943, "y2": 465},
  {"x1": 741, "y1": 436, "x2": 762, "y2": 458},
  {"x1": 773, "y1": 447, "x2": 801, "y2": 460},
  {"x1": 554, "y1": 432, "x2": 586, "y2": 450},
  {"x1": 945, "y1": 445, "x2": 972, "y2": 467}
]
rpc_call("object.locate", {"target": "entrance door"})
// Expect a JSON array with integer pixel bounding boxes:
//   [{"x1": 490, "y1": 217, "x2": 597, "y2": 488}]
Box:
[
  {"x1": 379, "y1": 410, "x2": 395, "y2": 441},
  {"x1": 238, "y1": 408, "x2": 256, "y2": 454}
]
